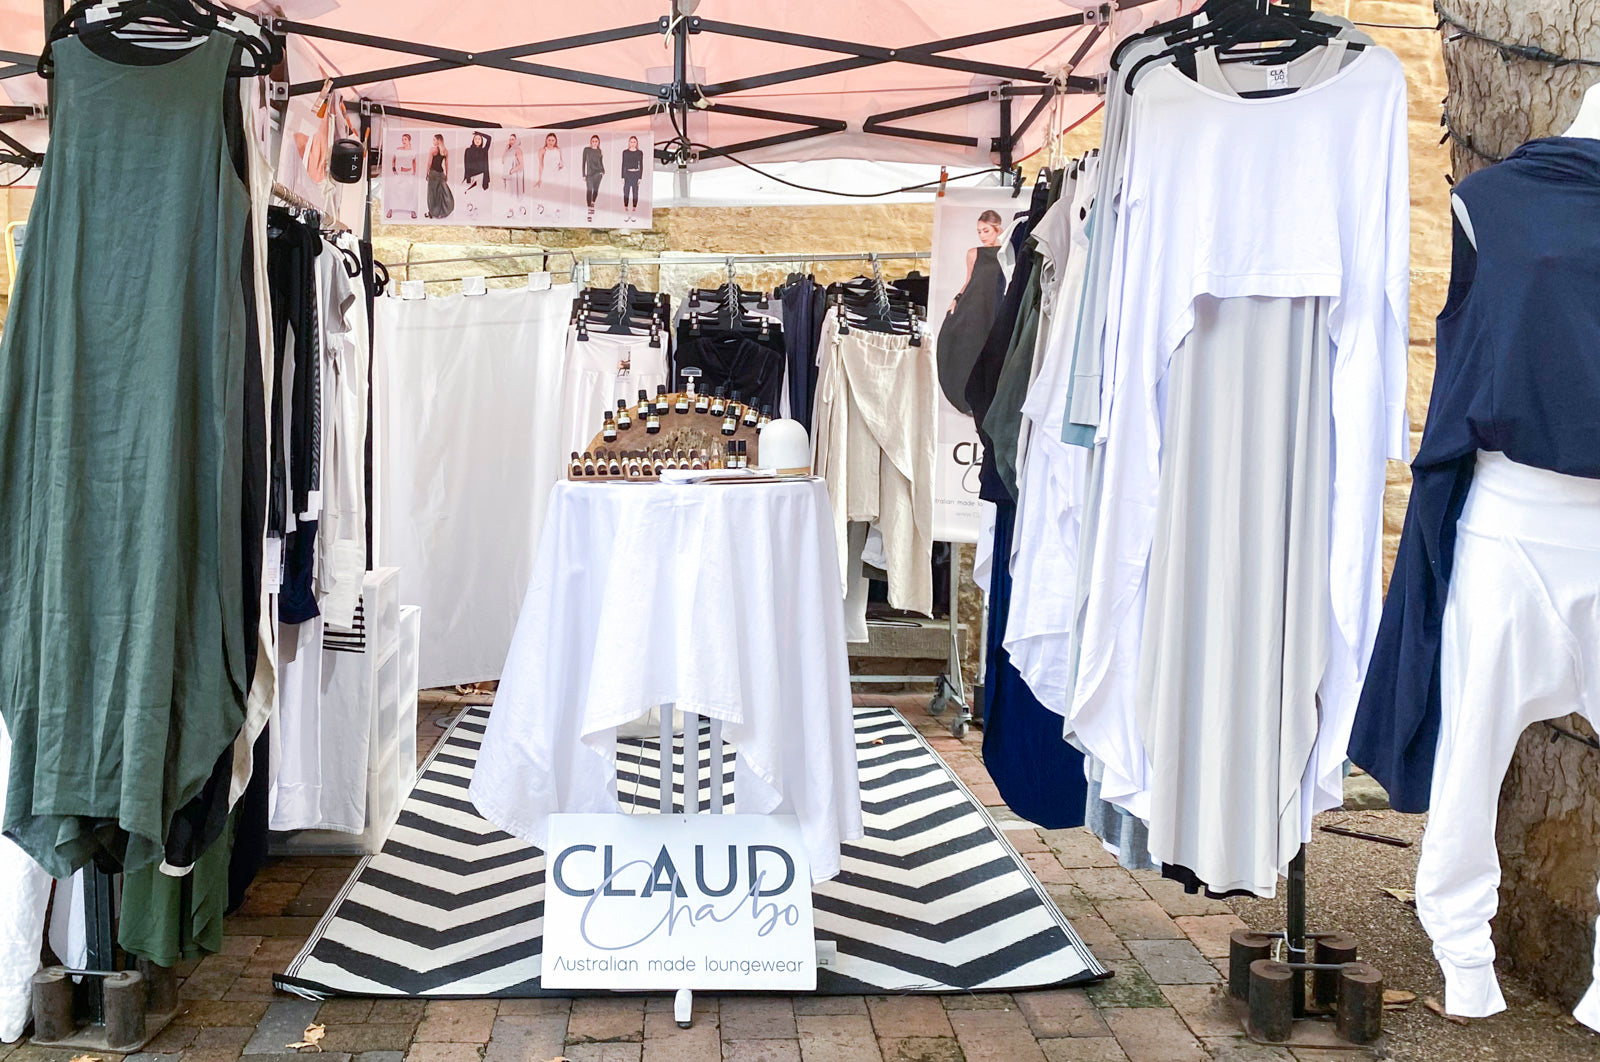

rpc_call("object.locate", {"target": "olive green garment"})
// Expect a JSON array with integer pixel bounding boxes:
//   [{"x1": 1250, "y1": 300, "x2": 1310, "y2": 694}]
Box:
[
  {"x1": 982, "y1": 257, "x2": 1044, "y2": 500},
  {"x1": 119, "y1": 813, "x2": 234, "y2": 967},
  {"x1": 0, "y1": 33, "x2": 248, "y2": 878}
]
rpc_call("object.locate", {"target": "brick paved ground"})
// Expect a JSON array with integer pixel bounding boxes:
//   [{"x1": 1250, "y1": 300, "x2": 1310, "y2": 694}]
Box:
[{"x1": 4, "y1": 691, "x2": 1594, "y2": 1062}]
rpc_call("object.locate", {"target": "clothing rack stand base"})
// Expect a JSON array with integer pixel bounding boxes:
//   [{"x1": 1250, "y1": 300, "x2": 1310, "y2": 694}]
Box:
[
  {"x1": 1225, "y1": 847, "x2": 1385, "y2": 1049},
  {"x1": 32, "y1": 856, "x2": 177, "y2": 1052},
  {"x1": 925, "y1": 552, "x2": 973, "y2": 739},
  {"x1": 29, "y1": 963, "x2": 179, "y2": 1054}
]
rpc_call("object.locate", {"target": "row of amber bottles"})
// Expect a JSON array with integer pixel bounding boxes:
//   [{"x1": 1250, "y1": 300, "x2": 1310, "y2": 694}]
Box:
[
  {"x1": 569, "y1": 441, "x2": 751, "y2": 479},
  {"x1": 601, "y1": 384, "x2": 771, "y2": 443}
]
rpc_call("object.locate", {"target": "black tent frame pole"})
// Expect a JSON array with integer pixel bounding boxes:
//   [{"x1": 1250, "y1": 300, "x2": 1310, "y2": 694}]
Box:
[
  {"x1": 11, "y1": 3, "x2": 1120, "y2": 171},
  {"x1": 997, "y1": 86, "x2": 1014, "y2": 173},
  {"x1": 359, "y1": 102, "x2": 376, "y2": 574},
  {"x1": 669, "y1": 0, "x2": 689, "y2": 180},
  {"x1": 266, "y1": 3, "x2": 1128, "y2": 168}
]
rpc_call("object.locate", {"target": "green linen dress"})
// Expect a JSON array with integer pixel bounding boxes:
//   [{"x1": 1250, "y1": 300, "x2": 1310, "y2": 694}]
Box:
[{"x1": 0, "y1": 31, "x2": 248, "y2": 878}]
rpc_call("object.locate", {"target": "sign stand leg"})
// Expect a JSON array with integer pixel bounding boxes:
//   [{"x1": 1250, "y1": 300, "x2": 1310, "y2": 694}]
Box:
[
  {"x1": 666, "y1": 701, "x2": 698, "y2": 1026},
  {"x1": 659, "y1": 703, "x2": 675, "y2": 813},
  {"x1": 674, "y1": 987, "x2": 693, "y2": 1027},
  {"x1": 709, "y1": 718, "x2": 724, "y2": 814}
]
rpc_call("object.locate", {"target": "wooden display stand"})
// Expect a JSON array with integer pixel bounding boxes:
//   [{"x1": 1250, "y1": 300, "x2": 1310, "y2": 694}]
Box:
[{"x1": 569, "y1": 406, "x2": 763, "y2": 480}]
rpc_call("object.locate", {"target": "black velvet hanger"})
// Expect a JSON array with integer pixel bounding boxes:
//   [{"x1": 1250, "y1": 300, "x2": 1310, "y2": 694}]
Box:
[
  {"x1": 40, "y1": 0, "x2": 280, "y2": 77},
  {"x1": 1124, "y1": 0, "x2": 1359, "y2": 95}
]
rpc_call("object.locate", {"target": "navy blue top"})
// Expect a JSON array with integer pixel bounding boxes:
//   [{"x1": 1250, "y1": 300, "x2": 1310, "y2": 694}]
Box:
[{"x1": 1349, "y1": 138, "x2": 1600, "y2": 812}]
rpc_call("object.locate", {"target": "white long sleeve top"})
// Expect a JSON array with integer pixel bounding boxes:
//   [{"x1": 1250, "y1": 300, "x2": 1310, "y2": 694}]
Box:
[{"x1": 1069, "y1": 48, "x2": 1411, "y2": 824}]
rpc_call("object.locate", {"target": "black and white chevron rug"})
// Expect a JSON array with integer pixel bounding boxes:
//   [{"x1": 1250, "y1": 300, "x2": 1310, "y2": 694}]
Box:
[{"x1": 275, "y1": 704, "x2": 1105, "y2": 997}]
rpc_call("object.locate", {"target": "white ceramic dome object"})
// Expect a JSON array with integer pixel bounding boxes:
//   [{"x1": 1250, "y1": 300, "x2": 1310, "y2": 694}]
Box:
[{"x1": 757, "y1": 418, "x2": 811, "y2": 474}]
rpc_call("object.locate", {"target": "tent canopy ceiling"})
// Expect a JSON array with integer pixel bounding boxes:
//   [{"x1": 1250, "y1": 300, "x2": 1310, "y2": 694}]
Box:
[{"x1": 1, "y1": 0, "x2": 1191, "y2": 171}]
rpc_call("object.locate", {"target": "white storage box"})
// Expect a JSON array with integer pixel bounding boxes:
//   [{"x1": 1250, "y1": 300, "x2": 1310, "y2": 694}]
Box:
[{"x1": 272, "y1": 569, "x2": 420, "y2": 856}]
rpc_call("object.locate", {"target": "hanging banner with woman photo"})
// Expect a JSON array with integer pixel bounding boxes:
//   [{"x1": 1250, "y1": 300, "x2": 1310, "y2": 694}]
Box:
[
  {"x1": 380, "y1": 126, "x2": 652, "y2": 230},
  {"x1": 928, "y1": 185, "x2": 1019, "y2": 544}
]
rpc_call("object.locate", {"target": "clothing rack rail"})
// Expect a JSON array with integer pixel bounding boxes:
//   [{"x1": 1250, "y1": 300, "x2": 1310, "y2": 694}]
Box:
[
  {"x1": 396, "y1": 248, "x2": 581, "y2": 277},
  {"x1": 573, "y1": 251, "x2": 930, "y2": 284},
  {"x1": 380, "y1": 249, "x2": 932, "y2": 284},
  {"x1": 387, "y1": 249, "x2": 929, "y2": 269},
  {"x1": 580, "y1": 250, "x2": 930, "y2": 269},
  {"x1": 271, "y1": 182, "x2": 350, "y2": 232}
]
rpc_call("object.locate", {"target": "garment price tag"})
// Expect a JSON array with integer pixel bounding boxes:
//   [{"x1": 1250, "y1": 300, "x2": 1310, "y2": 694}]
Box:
[
  {"x1": 303, "y1": 490, "x2": 323, "y2": 518},
  {"x1": 1265, "y1": 65, "x2": 1290, "y2": 91},
  {"x1": 264, "y1": 535, "x2": 284, "y2": 591}
]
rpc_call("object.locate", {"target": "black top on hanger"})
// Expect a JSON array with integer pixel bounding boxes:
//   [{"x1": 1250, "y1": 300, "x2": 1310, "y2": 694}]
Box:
[{"x1": 1111, "y1": 0, "x2": 1248, "y2": 69}]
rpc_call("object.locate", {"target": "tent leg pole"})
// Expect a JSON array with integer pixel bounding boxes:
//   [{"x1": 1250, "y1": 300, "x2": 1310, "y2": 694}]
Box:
[
  {"x1": 997, "y1": 86, "x2": 1014, "y2": 172},
  {"x1": 670, "y1": 0, "x2": 694, "y2": 193}
]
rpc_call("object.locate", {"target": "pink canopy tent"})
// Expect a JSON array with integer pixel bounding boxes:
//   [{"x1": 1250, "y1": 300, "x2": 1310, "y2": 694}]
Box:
[{"x1": 1, "y1": 0, "x2": 1192, "y2": 178}]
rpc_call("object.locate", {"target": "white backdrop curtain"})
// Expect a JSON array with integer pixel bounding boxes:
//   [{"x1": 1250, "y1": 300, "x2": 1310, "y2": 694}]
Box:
[{"x1": 375, "y1": 284, "x2": 576, "y2": 688}]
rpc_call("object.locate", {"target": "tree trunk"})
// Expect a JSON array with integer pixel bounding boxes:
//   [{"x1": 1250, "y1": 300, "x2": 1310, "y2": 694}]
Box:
[{"x1": 1443, "y1": 0, "x2": 1600, "y2": 1010}]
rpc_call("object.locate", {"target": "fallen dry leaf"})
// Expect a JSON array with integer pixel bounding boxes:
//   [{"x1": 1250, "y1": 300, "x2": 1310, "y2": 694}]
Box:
[
  {"x1": 1423, "y1": 998, "x2": 1469, "y2": 1025},
  {"x1": 1381, "y1": 886, "x2": 1416, "y2": 905},
  {"x1": 287, "y1": 1023, "x2": 327, "y2": 1051},
  {"x1": 70, "y1": 1054, "x2": 102, "y2": 1062},
  {"x1": 1382, "y1": 989, "x2": 1416, "y2": 1009}
]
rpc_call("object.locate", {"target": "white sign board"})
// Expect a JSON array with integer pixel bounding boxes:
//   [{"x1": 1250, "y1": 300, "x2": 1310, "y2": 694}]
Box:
[
  {"x1": 932, "y1": 405, "x2": 985, "y2": 545},
  {"x1": 929, "y1": 185, "x2": 1021, "y2": 544},
  {"x1": 541, "y1": 813, "x2": 817, "y2": 991}
]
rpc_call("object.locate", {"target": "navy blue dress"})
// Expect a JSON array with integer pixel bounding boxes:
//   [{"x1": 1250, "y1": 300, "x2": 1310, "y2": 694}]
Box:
[
  {"x1": 1349, "y1": 138, "x2": 1600, "y2": 811},
  {"x1": 980, "y1": 497, "x2": 1089, "y2": 828}
]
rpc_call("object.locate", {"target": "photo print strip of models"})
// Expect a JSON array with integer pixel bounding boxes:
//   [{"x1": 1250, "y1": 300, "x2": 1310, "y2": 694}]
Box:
[{"x1": 380, "y1": 126, "x2": 653, "y2": 229}]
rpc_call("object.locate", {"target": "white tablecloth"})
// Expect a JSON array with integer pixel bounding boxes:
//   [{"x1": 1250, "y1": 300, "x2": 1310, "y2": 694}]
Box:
[{"x1": 470, "y1": 479, "x2": 863, "y2": 882}]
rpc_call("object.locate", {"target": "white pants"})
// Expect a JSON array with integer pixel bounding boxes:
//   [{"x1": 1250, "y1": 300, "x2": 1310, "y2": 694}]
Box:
[
  {"x1": 1418, "y1": 451, "x2": 1600, "y2": 1029},
  {"x1": 813, "y1": 315, "x2": 937, "y2": 619}
]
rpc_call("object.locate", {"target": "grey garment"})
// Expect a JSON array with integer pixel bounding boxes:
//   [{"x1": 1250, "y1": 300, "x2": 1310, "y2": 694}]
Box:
[
  {"x1": 1083, "y1": 752, "x2": 1157, "y2": 871},
  {"x1": 1065, "y1": 436, "x2": 1157, "y2": 868},
  {"x1": 1136, "y1": 295, "x2": 1333, "y2": 896},
  {"x1": 1059, "y1": 32, "x2": 1167, "y2": 446},
  {"x1": 1061, "y1": 19, "x2": 1372, "y2": 447},
  {"x1": 981, "y1": 258, "x2": 1043, "y2": 500},
  {"x1": 1066, "y1": 21, "x2": 1373, "y2": 865}
]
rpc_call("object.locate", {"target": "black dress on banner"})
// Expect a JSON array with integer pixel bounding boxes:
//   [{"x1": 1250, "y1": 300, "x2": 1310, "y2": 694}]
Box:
[{"x1": 965, "y1": 182, "x2": 1049, "y2": 504}]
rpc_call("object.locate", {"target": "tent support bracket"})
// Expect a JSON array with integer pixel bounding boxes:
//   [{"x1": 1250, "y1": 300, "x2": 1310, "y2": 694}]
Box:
[{"x1": 22, "y1": 2, "x2": 1128, "y2": 182}]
